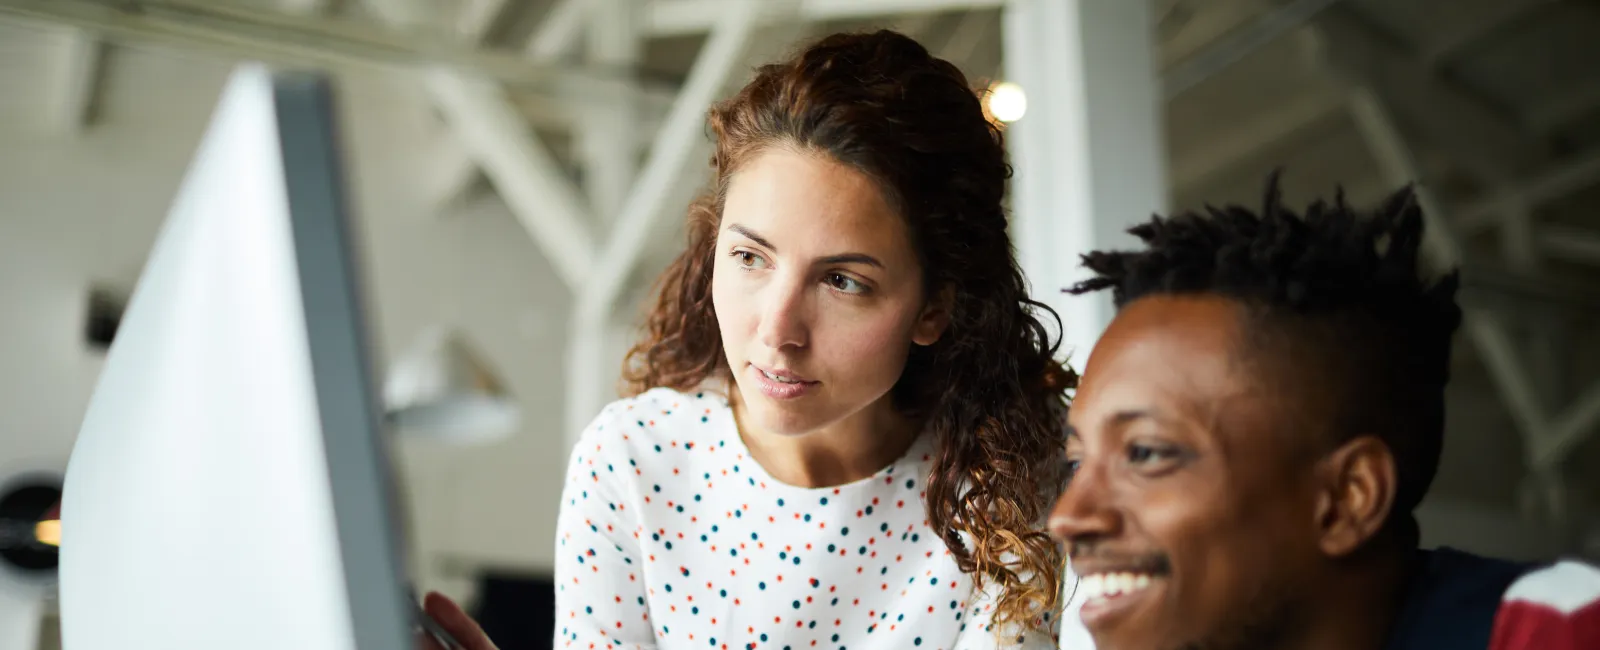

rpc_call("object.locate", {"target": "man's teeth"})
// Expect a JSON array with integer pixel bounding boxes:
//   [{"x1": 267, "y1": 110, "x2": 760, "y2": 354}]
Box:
[
  {"x1": 1078, "y1": 573, "x2": 1156, "y2": 602},
  {"x1": 762, "y1": 370, "x2": 801, "y2": 384}
]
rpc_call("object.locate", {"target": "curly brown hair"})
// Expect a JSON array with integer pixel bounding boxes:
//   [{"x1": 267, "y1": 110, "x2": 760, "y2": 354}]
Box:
[{"x1": 620, "y1": 30, "x2": 1074, "y2": 636}]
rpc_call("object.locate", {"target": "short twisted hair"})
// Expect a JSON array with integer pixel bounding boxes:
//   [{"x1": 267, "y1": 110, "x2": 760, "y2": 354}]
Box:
[{"x1": 1067, "y1": 173, "x2": 1463, "y2": 522}]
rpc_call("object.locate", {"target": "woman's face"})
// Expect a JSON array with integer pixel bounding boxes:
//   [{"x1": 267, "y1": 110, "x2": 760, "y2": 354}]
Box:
[{"x1": 711, "y1": 147, "x2": 948, "y2": 437}]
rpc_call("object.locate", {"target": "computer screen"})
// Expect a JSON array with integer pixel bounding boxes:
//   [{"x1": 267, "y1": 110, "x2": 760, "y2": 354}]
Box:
[{"x1": 60, "y1": 64, "x2": 413, "y2": 650}]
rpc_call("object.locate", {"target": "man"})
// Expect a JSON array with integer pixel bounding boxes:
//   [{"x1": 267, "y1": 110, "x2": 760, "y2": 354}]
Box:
[{"x1": 1050, "y1": 175, "x2": 1599, "y2": 650}]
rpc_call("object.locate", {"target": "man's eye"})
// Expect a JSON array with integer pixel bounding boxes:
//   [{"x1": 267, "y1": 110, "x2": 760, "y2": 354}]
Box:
[
  {"x1": 825, "y1": 273, "x2": 867, "y2": 295},
  {"x1": 1127, "y1": 444, "x2": 1181, "y2": 466}
]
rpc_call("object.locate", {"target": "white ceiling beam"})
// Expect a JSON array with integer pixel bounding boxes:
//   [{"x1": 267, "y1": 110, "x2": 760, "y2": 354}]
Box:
[
  {"x1": 1457, "y1": 150, "x2": 1600, "y2": 235},
  {"x1": 565, "y1": 0, "x2": 769, "y2": 452},
  {"x1": 1312, "y1": 6, "x2": 1545, "y2": 180},
  {"x1": 1418, "y1": 0, "x2": 1554, "y2": 66},
  {"x1": 577, "y1": 0, "x2": 766, "y2": 325},
  {"x1": 429, "y1": 0, "x2": 587, "y2": 211},
  {"x1": 1535, "y1": 379, "x2": 1600, "y2": 471},
  {"x1": 525, "y1": 0, "x2": 584, "y2": 61},
  {"x1": 1538, "y1": 224, "x2": 1600, "y2": 267},
  {"x1": 643, "y1": 0, "x2": 1001, "y2": 38},
  {"x1": 579, "y1": 0, "x2": 642, "y2": 225},
  {"x1": 1524, "y1": 83, "x2": 1600, "y2": 134},
  {"x1": 280, "y1": 0, "x2": 332, "y2": 14},
  {"x1": 1346, "y1": 86, "x2": 1467, "y2": 263},
  {"x1": 1169, "y1": 88, "x2": 1345, "y2": 196},
  {"x1": 455, "y1": 0, "x2": 508, "y2": 42},
  {"x1": 1350, "y1": 84, "x2": 1600, "y2": 487},
  {"x1": 422, "y1": 70, "x2": 596, "y2": 289},
  {"x1": 1162, "y1": 0, "x2": 1340, "y2": 100},
  {"x1": 360, "y1": 0, "x2": 596, "y2": 286},
  {"x1": 0, "y1": 0, "x2": 654, "y2": 105},
  {"x1": 48, "y1": 27, "x2": 105, "y2": 134}
]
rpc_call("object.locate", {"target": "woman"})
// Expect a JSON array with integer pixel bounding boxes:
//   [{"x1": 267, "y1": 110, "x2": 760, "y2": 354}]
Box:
[{"x1": 426, "y1": 29, "x2": 1073, "y2": 650}]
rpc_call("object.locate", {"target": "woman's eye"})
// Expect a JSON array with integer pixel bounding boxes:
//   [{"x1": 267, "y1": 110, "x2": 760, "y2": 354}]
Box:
[
  {"x1": 1063, "y1": 458, "x2": 1083, "y2": 479},
  {"x1": 732, "y1": 250, "x2": 768, "y2": 270},
  {"x1": 825, "y1": 273, "x2": 866, "y2": 294}
]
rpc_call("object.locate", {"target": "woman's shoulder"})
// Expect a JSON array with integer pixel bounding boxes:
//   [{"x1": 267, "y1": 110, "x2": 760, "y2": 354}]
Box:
[{"x1": 573, "y1": 386, "x2": 734, "y2": 464}]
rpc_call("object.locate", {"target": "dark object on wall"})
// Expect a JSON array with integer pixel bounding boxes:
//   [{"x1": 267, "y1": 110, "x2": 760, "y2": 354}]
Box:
[
  {"x1": 470, "y1": 572, "x2": 556, "y2": 650},
  {"x1": 85, "y1": 284, "x2": 128, "y2": 351},
  {"x1": 0, "y1": 479, "x2": 61, "y2": 574}
]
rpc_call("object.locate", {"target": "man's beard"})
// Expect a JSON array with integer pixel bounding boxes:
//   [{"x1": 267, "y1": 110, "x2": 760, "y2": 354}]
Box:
[{"x1": 1170, "y1": 579, "x2": 1305, "y2": 650}]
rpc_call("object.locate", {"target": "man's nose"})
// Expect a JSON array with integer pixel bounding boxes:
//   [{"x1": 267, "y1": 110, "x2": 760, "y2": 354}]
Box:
[{"x1": 1049, "y1": 459, "x2": 1121, "y2": 552}]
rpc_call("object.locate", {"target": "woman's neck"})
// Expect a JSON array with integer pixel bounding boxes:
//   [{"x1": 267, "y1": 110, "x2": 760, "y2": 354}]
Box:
[{"x1": 732, "y1": 390, "x2": 921, "y2": 489}]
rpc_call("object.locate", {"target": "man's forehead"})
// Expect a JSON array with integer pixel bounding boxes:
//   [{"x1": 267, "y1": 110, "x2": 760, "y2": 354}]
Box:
[{"x1": 1069, "y1": 295, "x2": 1262, "y2": 435}]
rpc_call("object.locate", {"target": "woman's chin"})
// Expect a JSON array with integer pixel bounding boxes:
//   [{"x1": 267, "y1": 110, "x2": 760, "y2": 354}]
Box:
[{"x1": 734, "y1": 383, "x2": 825, "y2": 437}]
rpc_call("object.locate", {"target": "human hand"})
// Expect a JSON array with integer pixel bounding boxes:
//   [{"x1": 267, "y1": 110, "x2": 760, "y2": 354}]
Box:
[{"x1": 417, "y1": 591, "x2": 498, "y2": 650}]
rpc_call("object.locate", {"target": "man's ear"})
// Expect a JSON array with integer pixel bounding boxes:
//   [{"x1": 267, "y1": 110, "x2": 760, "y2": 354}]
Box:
[
  {"x1": 912, "y1": 285, "x2": 955, "y2": 346},
  {"x1": 1312, "y1": 435, "x2": 1399, "y2": 558}
]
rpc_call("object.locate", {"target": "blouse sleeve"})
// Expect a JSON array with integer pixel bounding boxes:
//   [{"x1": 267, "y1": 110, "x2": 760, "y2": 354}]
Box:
[{"x1": 552, "y1": 406, "x2": 657, "y2": 649}]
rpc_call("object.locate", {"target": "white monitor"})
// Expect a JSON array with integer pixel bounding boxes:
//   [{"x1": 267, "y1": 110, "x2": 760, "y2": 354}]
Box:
[{"x1": 59, "y1": 65, "x2": 413, "y2": 650}]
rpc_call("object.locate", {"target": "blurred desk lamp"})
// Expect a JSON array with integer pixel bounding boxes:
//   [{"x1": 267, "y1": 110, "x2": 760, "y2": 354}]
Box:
[
  {"x1": 383, "y1": 327, "x2": 519, "y2": 444},
  {"x1": 0, "y1": 470, "x2": 61, "y2": 650}
]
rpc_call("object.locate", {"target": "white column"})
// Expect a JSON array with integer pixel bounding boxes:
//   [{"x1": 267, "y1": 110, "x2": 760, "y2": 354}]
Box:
[
  {"x1": 1003, "y1": 3, "x2": 1164, "y2": 649},
  {"x1": 565, "y1": 0, "x2": 764, "y2": 452},
  {"x1": 1002, "y1": 0, "x2": 1168, "y2": 373},
  {"x1": 562, "y1": 0, "x2": 643, "y2": 449}
]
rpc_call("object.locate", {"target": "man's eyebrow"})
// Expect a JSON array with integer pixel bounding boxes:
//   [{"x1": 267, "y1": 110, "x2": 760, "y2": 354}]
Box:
[
  {"x1": 818, "y1": 253, "x2": 884, "y2": 269},
  {"x1": 1064, "y1": 409, "x2": 1158, "y2": 441},
  {"x1": 726, "y1": 223, "x2": 774, "y2": 250}
]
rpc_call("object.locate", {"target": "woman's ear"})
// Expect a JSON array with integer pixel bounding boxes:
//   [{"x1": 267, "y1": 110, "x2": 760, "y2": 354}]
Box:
[{"x1": 912, "y1": 285, "x2": 955, "y2": 346}]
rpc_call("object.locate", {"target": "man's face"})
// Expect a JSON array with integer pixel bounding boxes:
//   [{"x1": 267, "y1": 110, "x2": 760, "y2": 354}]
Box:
[{"x1": 1051, "y1": 294, "x2": 1325, "y2": 650}]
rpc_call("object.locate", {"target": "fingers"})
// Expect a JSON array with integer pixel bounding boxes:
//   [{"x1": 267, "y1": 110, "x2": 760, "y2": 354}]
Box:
[
  {"x1": 423, "y1": 591, "x2": 498, "y2": 650},
  {"x1": 415, "y1": 632, "x2": 445, "y2": 650}
]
